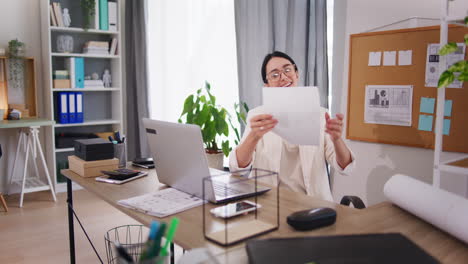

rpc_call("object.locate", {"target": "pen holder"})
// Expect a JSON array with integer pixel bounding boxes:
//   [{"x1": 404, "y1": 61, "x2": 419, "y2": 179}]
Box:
[
  {"x1": 105, "y1": 225, "x2": 170, "y2": 264},
  {"x1": 114, "y1": 142, "x2": 127, "y2": 168}
]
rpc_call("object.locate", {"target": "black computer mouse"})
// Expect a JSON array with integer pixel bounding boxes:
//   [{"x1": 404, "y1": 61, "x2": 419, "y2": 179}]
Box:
[{"x1": 287, "y1": 207, "x2": 337, "y2": 231}]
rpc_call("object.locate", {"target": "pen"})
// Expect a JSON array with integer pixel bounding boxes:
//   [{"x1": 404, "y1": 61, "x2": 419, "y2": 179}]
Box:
[
  {"x1": 114, "y1": 131, "x2": 121, "y2": 143},
  {"x1": 140, "y1": 221, "x2": 159, "y2": 261},
  {"x1": 149, "y1": 222, "x2": 166, "y2": 258},
  {"x1": 158, "y1": 218, "x2": 180, "y2": 258}
]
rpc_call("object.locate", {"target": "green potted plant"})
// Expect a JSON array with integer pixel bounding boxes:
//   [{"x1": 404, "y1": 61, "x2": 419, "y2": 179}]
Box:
[
  {"x1": 437, "y1": 17, "x2": 468, "y2": 88},
  {"x1": 179, "y1": 81, "x2": 248, "y2": 169},
  {"x1": 8, "y1": 39, "x2": 25, "y2": 58},
  {"x1": 81, "y1": 0, "x2": 96, "y2": 30}
]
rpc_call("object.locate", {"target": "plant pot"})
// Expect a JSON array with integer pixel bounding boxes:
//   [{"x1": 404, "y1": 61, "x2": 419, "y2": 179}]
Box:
[{"x1": 205, "y1": 150, "x2": 224, "y2": 170}]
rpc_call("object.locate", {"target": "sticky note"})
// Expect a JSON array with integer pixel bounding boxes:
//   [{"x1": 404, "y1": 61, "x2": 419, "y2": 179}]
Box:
[
  {"x1": 398, "y1": 50, "x2": 412, "y2": 65},
  {"x1": 418, "y1": 114, "x2": 433, "y2": 131},
  {"x1": 420, "y1": 97, "x2": 435, "y2": 114},
  {"x1": 368, "y1": 52, "x2": 381, "y2": 66},
  {"x1": 383, "y1": 51, "x2": 396, "y2": 66},
  {"x1": 444, "y1": 100, "x2": 452, "y2": 117},
  {"x1": 443, "y1": 119, "x2": 451, "y2": 135}
]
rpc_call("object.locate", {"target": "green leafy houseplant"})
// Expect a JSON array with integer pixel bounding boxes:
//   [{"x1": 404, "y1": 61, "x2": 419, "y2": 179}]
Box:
[
  {"x1": 437, "y1": 16, "x2": 468, "y2": 88},
  {"x1": 8, "y1": 39, "x2": 25, "y2": 58},
  {"x1": 81, "y1": 0, "x2": 96, "y2": 30},
  {"x1": 179, "y1": 81, "x2": 248, "y2": 157}
]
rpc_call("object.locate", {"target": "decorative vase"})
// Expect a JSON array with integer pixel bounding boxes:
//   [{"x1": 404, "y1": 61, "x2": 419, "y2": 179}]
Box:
[
  {"x1": 205, "y1": 151, "x2": 224, "y2": 170},
  {"x1": 57, "y1": 35, "x2": 74, "y2": 53}
]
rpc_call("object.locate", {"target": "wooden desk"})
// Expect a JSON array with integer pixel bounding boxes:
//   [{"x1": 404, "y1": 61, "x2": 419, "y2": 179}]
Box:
[{"x1": 62, "y1": 168, "x2": 468, "y2": 263}]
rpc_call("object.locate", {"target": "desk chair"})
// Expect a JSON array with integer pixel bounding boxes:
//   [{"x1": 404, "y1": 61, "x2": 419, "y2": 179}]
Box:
[
  {"x1": 326, "y1": 161, "x2": 366, "y2": 209},
  {"x1": 0, "y1": 144, "x2": 8, "y2": 212}
]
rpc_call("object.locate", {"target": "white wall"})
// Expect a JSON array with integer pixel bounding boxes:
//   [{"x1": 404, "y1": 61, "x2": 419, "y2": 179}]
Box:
[
  {"x1": 331, "y1": 0, "x2": 468, "y2": 206},
  {"x1": 0, "y1": 0, "x2": 45, "y2": 193}
]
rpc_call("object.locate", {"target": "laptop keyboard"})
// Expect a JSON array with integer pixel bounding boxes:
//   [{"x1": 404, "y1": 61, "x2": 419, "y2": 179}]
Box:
[{"x1": 212, "y1": 182, "x2": 246, "y2": 196}]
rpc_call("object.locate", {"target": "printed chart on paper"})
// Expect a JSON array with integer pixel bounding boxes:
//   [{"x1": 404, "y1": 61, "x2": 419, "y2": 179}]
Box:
[{"x1": 364, "y1": 85, "x2": 413, "y2": 126}]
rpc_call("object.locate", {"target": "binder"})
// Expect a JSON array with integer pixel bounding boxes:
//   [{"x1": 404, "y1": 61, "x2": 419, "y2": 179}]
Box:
[
  {"x1": 74, "y1": 57, "x2": 85, "y2": 88},
  {"x1": 65, "y1": 57, "x2": 75, "y2": 88},
  {"x1": 92, "y1": 0, "x2": 100, "y2": 29},
  {"x1": 68, "y1": 92, "x2": 77, "y2": 123},
  {"x1": 75, "y1": 92, "x2": 84, "y2": 123},
  {"x1": 58, "y1": 92, "x2": 69, "y2": 123},
  {"x1": 99, "y1": 0, "x2": 109, "y2": 30},
  {"x1": 108, "y1": 1, "x2": 117, "y2": 31}
]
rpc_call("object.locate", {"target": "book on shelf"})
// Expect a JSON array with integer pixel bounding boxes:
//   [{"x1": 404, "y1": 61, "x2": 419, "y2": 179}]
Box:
[
  {"x1": 109, "y1": 37, "x2": 118, "y2": 55},
  {"x1": 65, "y1": 58, "x2": 76, "y2": 88},
  {"x1": 84, "y1": 79, "x2": 104, "y2": 87},
  {"x1": 83, "y1": 41, "x2": 110, "y2": 55},
  {"x1": 108, "y1": 1, "x2": 117, "y2": 31},
  {"x1": 50, "y1": 4, "x2": 58, "y2": 26},
  {"x1": 84, "y1": 41, "x2": 109, "y2": 49},
  {"x1": 52, "y1": 2, "x2": 64, "y2": 27},
  {"x1": 83, "y1": 48, "x2": 109, "y2": 55},
  {"x1": 90, "y1": 0, "x2": 100, "y2": 29}
]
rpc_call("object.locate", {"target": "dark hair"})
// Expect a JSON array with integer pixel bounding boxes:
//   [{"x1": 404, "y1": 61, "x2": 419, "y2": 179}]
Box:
[{"x1": 261, "y1": 51, "x2": 298, "y2": 83}]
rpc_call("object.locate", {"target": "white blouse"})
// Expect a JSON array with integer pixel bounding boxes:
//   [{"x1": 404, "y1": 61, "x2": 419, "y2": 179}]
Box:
[{"x1": 229, "y1": 106, "x2": 356, "y2": 202}]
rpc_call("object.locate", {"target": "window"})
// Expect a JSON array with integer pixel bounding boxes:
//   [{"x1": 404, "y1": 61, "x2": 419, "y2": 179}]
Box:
[{"x1": 147, "y1": 0, "x2": 239, "y2": 124}]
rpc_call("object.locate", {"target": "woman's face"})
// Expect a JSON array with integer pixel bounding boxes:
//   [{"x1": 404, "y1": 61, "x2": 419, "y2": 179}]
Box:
[{"x1": 264, "y1": 57, "x2": 299, "y2": 87}]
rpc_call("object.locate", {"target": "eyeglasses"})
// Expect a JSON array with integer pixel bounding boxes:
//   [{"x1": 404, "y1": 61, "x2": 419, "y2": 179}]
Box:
[{"x1": 267, "y1": 64, "x2": 296, "y2": 82}]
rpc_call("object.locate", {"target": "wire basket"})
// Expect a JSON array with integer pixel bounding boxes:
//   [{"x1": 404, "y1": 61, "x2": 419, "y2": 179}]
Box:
[{"x1": 105, "y1": 225, "x2": 147, "y2": 264}]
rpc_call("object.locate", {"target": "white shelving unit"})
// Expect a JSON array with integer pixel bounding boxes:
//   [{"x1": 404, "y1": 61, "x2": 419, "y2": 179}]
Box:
[
  {"x1": 433, "y1": 0, "x2": 468, "y2": 188},
  {"x1": 40, "y1": 0, "x2": 124, "y2": 192}
]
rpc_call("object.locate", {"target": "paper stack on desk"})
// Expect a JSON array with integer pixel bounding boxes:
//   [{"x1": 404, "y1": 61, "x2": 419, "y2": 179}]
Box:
[{"x1": 118, "y1": 188, "x2": 204, "y2": 217}]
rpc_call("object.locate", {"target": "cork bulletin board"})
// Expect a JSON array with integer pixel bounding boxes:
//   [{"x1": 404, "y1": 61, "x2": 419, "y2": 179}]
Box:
[{"x1": 346, "y1": 25, "x2": 468, "y2": 153}]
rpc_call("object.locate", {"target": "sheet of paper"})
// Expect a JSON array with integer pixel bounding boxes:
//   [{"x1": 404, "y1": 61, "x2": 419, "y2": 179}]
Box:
[
  {"x1": 368, "y1": 51, "x2": 381, "y2": 66},
  {"x1": 444, "y1": 100, "x2": 452, "y2": 117},
  {"x1": 364, "y1": 85, "x2": 413, "y2": 126},
  {"x1": 419, "y1": 97, "x2": 435, "y2": 114},
  {"x1": 418, "y1": 114, "x2": 433, "y2": 131},
  {"x1": 425, "y1": 43, "x2": 465, "y2": 88},
  {"x1": 262, "y1": 86, "x2": 320, "y2": 145},
  {"x1": 443, "y1": 119, "x2": 451, "y2": 135},
  {"x1": 398, "y1": 50, "x2": 412, "y2": 65},
  {"x1": 383, "y1": 51, "x2": 396, "y2": 66}
]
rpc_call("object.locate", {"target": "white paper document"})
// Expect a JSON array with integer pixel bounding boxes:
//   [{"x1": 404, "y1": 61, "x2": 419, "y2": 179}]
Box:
[
  {"x1": 262, "y1": 86, "x2": 320, "y2": 145},
  {"x1": 368, "y1": 51, "x2": 382, "y2": 66},
  {"x1": 117, "y1": 188, "x2": 204, "y2": 217},
  {"x1": 364, "y1": 85, "x2": 413, "y2": 126},
  {"x1": 383, "y1": 51, "x2": 396, "y2": 66},
  {"x1": 398, "y1": 50, "x2": 412, "y2": 66},
  {"x1": 425, "y1": 43, "x2": 465, "y2": 88}
]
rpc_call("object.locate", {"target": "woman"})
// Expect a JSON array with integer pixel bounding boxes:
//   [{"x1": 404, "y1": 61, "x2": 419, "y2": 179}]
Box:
[{"x1": 229, "y1": 51, "x2": 355, "y2": 201}]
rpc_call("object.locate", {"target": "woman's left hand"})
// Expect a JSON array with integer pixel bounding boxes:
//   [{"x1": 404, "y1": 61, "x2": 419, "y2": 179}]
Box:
[{"x1": 325, "y1": 112, "x2": 344, "y2": 142}]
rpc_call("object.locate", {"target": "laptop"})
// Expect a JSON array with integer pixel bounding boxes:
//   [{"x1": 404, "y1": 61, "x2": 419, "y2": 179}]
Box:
[{"x1": 142, "y1": 118, "x2": 270, "y2": 203}]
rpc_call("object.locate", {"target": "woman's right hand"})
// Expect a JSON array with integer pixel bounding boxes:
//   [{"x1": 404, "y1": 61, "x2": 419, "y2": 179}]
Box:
[{"x1": 248, "y1": 114, "x2": 278, "y2": 141}]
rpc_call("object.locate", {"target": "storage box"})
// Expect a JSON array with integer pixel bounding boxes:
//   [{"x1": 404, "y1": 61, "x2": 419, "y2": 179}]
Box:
[
  {"x1": 74, "y1": 138, "x2": 114, "y2": 161},
  {"x1": 68, "y1": 155, "x2": 118, "y2": 177},
  {"x1": 53, "y1": 79, "x2": 71, "y2": 88}
]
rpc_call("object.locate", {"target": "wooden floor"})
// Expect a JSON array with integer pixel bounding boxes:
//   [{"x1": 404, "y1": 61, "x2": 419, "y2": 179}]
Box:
[{"x1": 0, "y1": 189, "x2": 146, "y2": 264}]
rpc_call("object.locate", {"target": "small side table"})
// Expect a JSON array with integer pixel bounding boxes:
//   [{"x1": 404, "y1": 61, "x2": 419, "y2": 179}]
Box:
[{"x1": 0, "y1": 119, "x2": 57, "y2": 207}]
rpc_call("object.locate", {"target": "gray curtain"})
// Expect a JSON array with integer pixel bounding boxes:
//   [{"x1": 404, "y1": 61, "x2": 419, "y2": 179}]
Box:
[
  {"x1": 235, "y1": 0, "x2": 329, "y2": 109},
  {"x1": 125, "y1": 0, "x2": 150, "y2": 160}
]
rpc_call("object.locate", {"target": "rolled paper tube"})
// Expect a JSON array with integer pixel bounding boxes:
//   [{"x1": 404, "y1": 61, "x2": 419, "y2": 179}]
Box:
[{"x1": 384, "y1": 174, "x2": 468, "y2": 244}]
